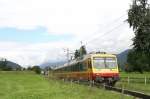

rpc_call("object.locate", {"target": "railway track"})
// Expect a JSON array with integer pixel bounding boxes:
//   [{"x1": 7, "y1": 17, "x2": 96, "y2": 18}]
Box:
[
  {"x1": 72, "y1": 80, "x2": 150, "y2": 99},
  {"x1": 102, "y1": 84, "x2": 150, "y2": 99}
]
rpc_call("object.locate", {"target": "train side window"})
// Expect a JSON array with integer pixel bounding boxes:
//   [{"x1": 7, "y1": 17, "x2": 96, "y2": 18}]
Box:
[
  {"x1": 77, "y1": 63, "x2": 80, "y2": 71},
  {"x1": 70, "y1": 65, "x2": 72, "y2": 71},
  {"x1": 83, "y1": 62, "x2": 87, "y2": 71},
  {"x1": 66, "y1": 66, "x2": 68, "y2": 72},
  {"x1": 73, "y1": 64, "x2": 75, "y2": 71},
  {"x1": 79, "y1": 62, "x2": 86, "y2": 71},
  {"x1": 73, "y1": 65, "x2": 76, "y2": 72},
  {"x1": 79, "y1": 62, "x2": 82, "y2": 71},
  {"x1": 72, "y1": 65, "x2": 74, "y2": 71},
  {"x1": 68, "y1": 66, "x2": 71, "y2": 72},
  {"x1": 88, "y1": 58, "x2": 92, "y2": 69},
  {"x1": 73, "y1": 65, "x2": 75, "y2": 71}
]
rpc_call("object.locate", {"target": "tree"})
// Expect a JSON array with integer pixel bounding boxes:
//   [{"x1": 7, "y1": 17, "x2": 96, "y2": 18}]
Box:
[
  {"x1": 127, "y1": 0, "x2": 150, "y2": 72},
  {"x1": 79, "y1": 45, "x2": 87, "y2": 58},
  {"x1": 74, "y1": 45, "x2": 87, "y2": 59},
  {"x1": 27, "y1": 66, "x2": 32, "y2": 70},
  {"x1": 74, "y1": 50, "x2": 80, "y2": 59},
  {"x1": 127, "y1": 0, "x2": 150, "y2": 53},
  {"x1": 32, "y1": 66, "x2": 41, "y2": 74},
  {"x1": 127, "y1": 50, "x2": 150, "y2": 73}
]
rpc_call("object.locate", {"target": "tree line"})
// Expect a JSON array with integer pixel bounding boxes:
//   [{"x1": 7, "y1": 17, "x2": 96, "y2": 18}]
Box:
[
  {"x1": 0, "y1": 58, "x2": 42, "y2": 74},
  {"x1": 126, "y1": 0, "x2": 150, "y2": 73}
]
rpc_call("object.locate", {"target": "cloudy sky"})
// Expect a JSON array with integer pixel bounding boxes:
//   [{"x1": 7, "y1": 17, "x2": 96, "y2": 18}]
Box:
[{"x1": 0, "y1": 0, "x2": 135, "y2": 67}]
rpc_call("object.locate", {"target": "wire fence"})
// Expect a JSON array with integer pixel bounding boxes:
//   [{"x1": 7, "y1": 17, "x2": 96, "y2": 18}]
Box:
[{"x1": 120, "y1": 77, "x2": 150, "y2": 85}]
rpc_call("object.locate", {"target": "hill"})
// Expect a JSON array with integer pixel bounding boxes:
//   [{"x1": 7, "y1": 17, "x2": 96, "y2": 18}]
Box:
[
  {"x1": 40, "y1": 61, "x2": 66, "y2": 69},
  {"x1": 117, "y1": 49, "x2": 130, "y2": 70},
  {"x1": 0, "y1": 59, "x2": 22, "y2": 70}
]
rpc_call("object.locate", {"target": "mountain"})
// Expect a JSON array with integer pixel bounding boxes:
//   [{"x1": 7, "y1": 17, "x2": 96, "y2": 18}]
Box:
[
  {"x1": 117, "y1": 49, "x2": 130, "y2": 70},
  {"x1": 0, "y1": 59, "x2": 22, "y2": 70},
  {"x1": 6, "y1": 61, "x2": 21, "y2": 69},
  {"x1": 40, "y1": 61, "x2": 66, "y2": 69}
]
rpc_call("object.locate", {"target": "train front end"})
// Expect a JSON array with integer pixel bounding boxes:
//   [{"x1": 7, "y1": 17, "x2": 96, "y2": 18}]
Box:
[{"x1": 91, "y1": 53, "x2": 119, "y2": 85}]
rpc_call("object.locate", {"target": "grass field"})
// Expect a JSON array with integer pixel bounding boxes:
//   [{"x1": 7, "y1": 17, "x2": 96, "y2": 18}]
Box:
[
  {"x1": 0, "y1": 71, "x2": 133, "y2": 99},
  {"x1": 115, "y1": 72, "x2": 150, "y2": 95}
]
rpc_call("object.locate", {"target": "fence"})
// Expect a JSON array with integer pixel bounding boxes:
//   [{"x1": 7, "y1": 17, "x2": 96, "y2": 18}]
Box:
[{"x1": 120, "y1": 76, "x2": 150, "y2": 85}]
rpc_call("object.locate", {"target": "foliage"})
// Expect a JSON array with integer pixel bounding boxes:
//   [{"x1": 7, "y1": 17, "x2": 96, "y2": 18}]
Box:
[
  {"x1": 74, "y1": 45, "x2": 87, "y2": 59},
  {"x1": 127, "y1": 0, "x2": 149, "y2": 30},
  {"x1": 32, "y1": 66, "x2": 41, "y2": 74},
  {"x1": 22, "y1": 67, "x2": 26, "y2": 71},
  {"x1": 27, "y1": 66, "x2": 32, "y2": 70},
  {"x1": 27, "y1": 66, "x2": 41, "y2": 74},
  {"x1": 74, "y1": 50, "x2": 80, "y2": 59},
  {"x1": 127, "y1": 0, "x2": 150, "y2": 72},
  {"x1": 127, "y1": 50, "x2": 150, "y2": 73},
  {"x1": 79, "y1": 45, "x2": 87, "y2": 56},
  {"x1": 127, "y1": 0, "x2": 150, "y2": 53}
]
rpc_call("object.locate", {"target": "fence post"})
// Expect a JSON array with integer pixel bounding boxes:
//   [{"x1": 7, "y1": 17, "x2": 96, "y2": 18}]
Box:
[
  {"x1": 78, "y1": 80, "x2": 80, "y2": 84},
  {"x1": 103, "y1": 83, "x2": 106, "y2": 89},
  {"x1": 71, "y1": 79, "x2": 73, "y2": 87},
  {"x1": 48, "y1": 70, "x2": 49, "y2": 78},
  {"x1": 121, "y1": 85, "x2": 124, "y2": 99},
  {"x1": 89, "y1": 80, "x2": 92, "y2": 87},
  {"x1": 145, "y1": 76, "x2": 147, "y2": 85},
  {"x1": 128, "y1": 76, "x2": 130, "y2": 84},
  {"x1": 92, "y1": 80, "x2": 95, "y2": 86}
]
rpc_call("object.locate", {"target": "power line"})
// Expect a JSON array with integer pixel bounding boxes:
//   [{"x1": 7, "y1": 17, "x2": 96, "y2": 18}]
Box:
[
  {"x1": 87, "y1": 22, "x2": 126, "y2": 44},
  {"x1": 101, "y1": 13, "x2": 127, "y2": 29},
  {"x1": 78, "y1": 13, "x2": 127, "y2": 46},
  {"x1": 63, "y1": 14, "x2": 128, "y2": 55}
]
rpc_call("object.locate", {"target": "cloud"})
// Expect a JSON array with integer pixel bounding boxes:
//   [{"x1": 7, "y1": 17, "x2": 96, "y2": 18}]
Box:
[
  {"x1": 0, "y1": 0, "x2": 135, "y2": 66},
  {"x1": 0, "y1": 0, "x2": 131, "y2": 30},
  {"x1": 0, "y1": 41, "x2": 78, "y2": 66}
]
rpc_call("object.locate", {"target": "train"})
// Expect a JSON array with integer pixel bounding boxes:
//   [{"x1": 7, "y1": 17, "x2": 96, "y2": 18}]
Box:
[{"x1": 53, "y1": 52, "x2": 120, "y2": 86}]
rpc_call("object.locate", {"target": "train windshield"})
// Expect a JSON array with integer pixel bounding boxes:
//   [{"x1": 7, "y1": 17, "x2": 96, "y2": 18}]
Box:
[
  {"x1": 105, "y1": 58, "x2": 117, "y2": 68},
  {"x1": 93, "y1": 58, "x2": 105, "y2": 69},
  {"x1": 93, "y1": 57, "x2": 117, "y2": 69}
]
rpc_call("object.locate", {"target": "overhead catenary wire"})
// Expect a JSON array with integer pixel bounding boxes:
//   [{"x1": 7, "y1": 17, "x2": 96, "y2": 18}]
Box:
[
  {"x1": 79, "y1": 13, "x2": 128, "y2": 46},
  {"x1": 86, "y1": 22, "x2": 126, "y2": 44},
  {"x1": 103, "y1": 14, "x2": 127, "y2": 27},
  {"x1": 85, "y1": 21, "x2": 127, "y2": 53},
  {"x1": 62, "y1": 13, "x2": 128, "y2": 61}
]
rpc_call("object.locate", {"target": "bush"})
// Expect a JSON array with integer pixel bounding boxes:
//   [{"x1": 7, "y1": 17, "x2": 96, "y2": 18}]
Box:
[
  {"x1": 32, "y1": 66, "x2": 41, "y2": 74},
  {"x1": 127, "y1": 50, "x2": 150, "y2": 73}
]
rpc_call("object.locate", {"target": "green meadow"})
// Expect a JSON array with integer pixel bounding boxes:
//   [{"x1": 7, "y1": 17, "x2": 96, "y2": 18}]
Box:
[{"x1": 0, "y1": 71, "x2": 133, "y2": 99}]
